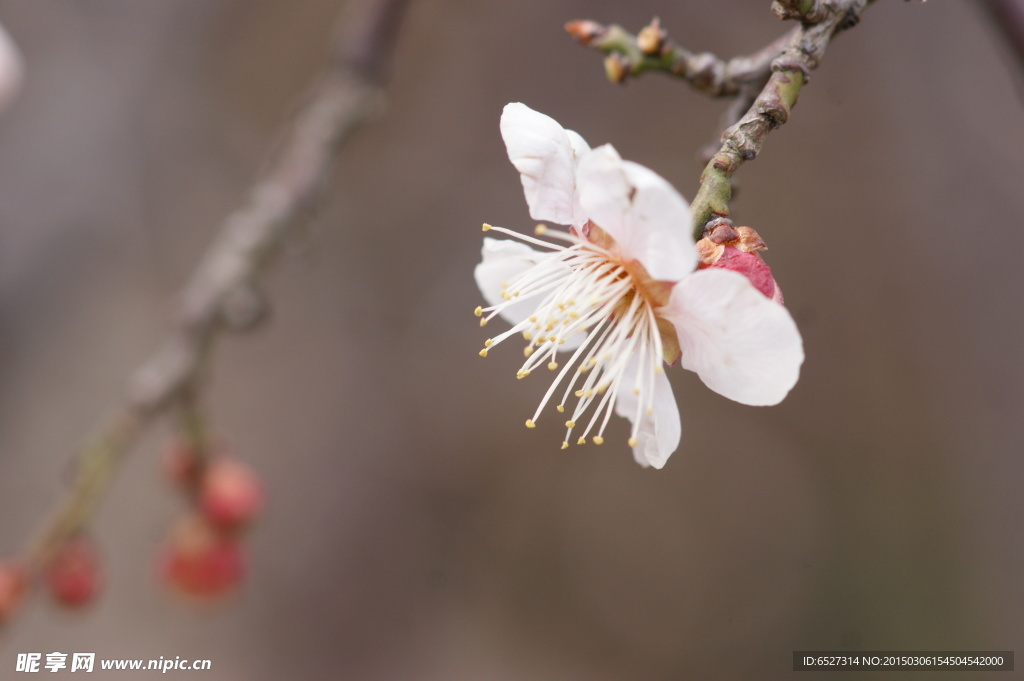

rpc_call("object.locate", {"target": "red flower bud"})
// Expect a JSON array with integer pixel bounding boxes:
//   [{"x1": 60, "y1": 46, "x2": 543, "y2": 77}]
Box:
[
  {"x1": 0, "y1": 562, "x2": 28, "y2": 624},
  {"x1": 45, "y1": 537, "x2": 101, "y2": 608},
  {"x1": 199, "y1": 458, "x2": 264, "y2": 531},
  {"x1": 159, "y1": 515, "x2": 245, "y2": 601},
  {"x1": 696, "y1": 224, "x2": 784, "y2": 304},
  {"x1": 706, "y1": 245, "x2": 784, "y2": 304}
]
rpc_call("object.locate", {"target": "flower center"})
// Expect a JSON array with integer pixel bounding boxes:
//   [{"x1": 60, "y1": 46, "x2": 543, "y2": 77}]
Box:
[{"x1": 477, "y1": 223, "x2": 674, "y2": 449}]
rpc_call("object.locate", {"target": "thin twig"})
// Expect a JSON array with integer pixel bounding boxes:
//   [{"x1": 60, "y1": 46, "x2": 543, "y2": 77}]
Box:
[
  {"x1": 568, "y1": 2, "x2": 880, "y2": 239},
  {"x1": 688, "y1": 0, "x2": 871, "y2": 238},
  {"x1": 566, "y1": 18, "x2": 795, "y2": 96},
  {"x1": 25, "y1": 0, "x2": 411, "y2": 571}
]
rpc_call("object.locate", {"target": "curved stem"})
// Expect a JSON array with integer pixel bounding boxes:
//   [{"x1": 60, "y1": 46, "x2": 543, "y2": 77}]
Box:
[{"x1": 21, "y1": 0, "x2": 411, "y2": 574}]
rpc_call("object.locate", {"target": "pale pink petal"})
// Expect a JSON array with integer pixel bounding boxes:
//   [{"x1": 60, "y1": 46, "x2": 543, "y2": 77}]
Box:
[
  {"x1": 613, "y1": 356, "x2": 681, "y2": 469},
  {"x1": 576, "y1": 145, "x2": 695, "y2": 281},
  {"x1": 501, "y1": 103, "x2": 586, "y2": 227},
  {"x1": 564, "y1": 128, "x2": 591, "y2": 162},
  {"x1": 474, "y1": 238, "x2": 584, "y2": 349},
  {"x1": 563, "y1": 129, "x2": 590, "y2": 227},
  {"x1": 663, "y1": 268, "x2": 804, "y2": 406}
]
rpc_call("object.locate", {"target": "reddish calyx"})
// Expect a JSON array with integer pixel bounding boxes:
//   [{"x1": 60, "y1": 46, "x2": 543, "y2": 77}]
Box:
[{"x1": 696, "y1": 223, "x2": 784, "y2": 304}]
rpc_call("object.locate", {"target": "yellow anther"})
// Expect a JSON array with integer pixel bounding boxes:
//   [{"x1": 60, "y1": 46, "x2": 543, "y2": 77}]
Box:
[
  {"x1": 596, "y1": 383, "x2": 608, "y2": 394},
  {"x1": 525, "y1": 419, "x2": 536, "y2": 429},
  {"x1": 523, "y1": 347, "x2": 534, "y2": 357},
  {"x1": 561, "y1": 441, "x2": 569, "y2": 450},
  {"x1": 500, "y1": 281, "x2": 508, "y2": 289},
  {"x1": 569, "y1": 312, "x2": 579, "y2": 319},
  {"x1": 556, "y1": 405, "x2": 565, "y2": 413},
  {"x1": 484, "y1": 339, "x2": 493, "y2": 347},
  {"x1": 574, "y1": 390, "x2": 584, "y2": 397},
  {"x1": 578, "y1": 366, "x2": 588, "y2": 374},
  {"x1": 632, "y1": 387, "x2": 640, "y2": 396},
  {"x1": 501, "y1": 290, "x2": 511, "y2": 300},
  {"x1": 558, "y1": 339, "x2": 566, "y2": 345},
  {"x1": 479, "y1": 318, "x2": 488, "y2": 327},
  {"x1": 516, "y1": 370, "x2": 531, "y2": 379},
  {"x1": 529, "y1": 315, "x2": 538, "y2": 323},
  {"x1": 646, "y1": 407, "x2": 654, "y2": 415},
  {"x1": 534, "y1": 223, "x2": 547, "y2": 235},
  {"x1": 584, "y1": 389, "x2": 594, "y2": 398},
  {"x1": 654, "y1": 366, "x2": 663, "y2": 374},
  {"x1": 482, "y1": 223, "x2": 492, "y2": 231},
  {"x1": 473, "y1": 306, "x2": 482, "y2": 317},
  {"x1": 478, "y1": 349, "x2": 488, "y2": 357},
  {"x1": 577, "y1": 437, "x2": 586, "y2": 445},
  {"x1": 523, "y1": 331, "x2": 532, "y2": 341},
  {"x1": 628, "y1": 437, "x2": 638, "y2": 447},
  {"x1": 587, "y1": 357, "x2": 598, "y2": 367},
  {"x1": 565, "y1": 420, "x2": 576, "y2": 428},
  {"x1": 593, "y1": 436, "x2": 604, "y2": 445},
  {"x1": 547, "y1": 362, "x2": 558, "y2": 371}
]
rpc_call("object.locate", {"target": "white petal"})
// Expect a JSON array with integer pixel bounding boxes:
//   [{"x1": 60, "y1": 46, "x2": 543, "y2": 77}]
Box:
[
  {"x1": 501, "y1": 103, "x2": 588, "y2": 227},
  {"x1": 613, "y1": 356, "x2": 681, "y2": 469},
  {"x1": 563, "y1": 128, "x2": 592, "y2": 227},
  {"x1": 474, "y1": 238, "x2": 546, "y2": 326},
  {"x1": 663, "y1": 268, "x2": 804, "y2": 406},
  {"x1": 576, "y1": 145, "x2": 695, "y2": 281},
  {"x1": 564, "y1": 128, "x2": 591, "y2": 161},
  {"x1": 474, "y1": 238, "x2": 584, "y2": 350}
]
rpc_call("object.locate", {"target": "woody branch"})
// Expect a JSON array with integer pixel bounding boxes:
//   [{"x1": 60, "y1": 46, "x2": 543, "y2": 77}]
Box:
[
  {"x1": 568, "y1": 1, "x2": 881, "y2": 240},
  {"x1": 24, "y1": 0, "x2": 410, "y2": 572}
]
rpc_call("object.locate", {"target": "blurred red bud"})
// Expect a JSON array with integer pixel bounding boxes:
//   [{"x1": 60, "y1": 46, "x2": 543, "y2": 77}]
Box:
[
  {"x1": 159, "y1": 515, "x2": 245, "y2": 601},
  {"x1": 199, "y1": 458, "x2": 265, "y2": 530},
  {"x1": 45, "y1": 537, "x2": 101, "y2": 608},
  {"x1": 0, "y1": 561, "x2": 28, "y2": 624}
]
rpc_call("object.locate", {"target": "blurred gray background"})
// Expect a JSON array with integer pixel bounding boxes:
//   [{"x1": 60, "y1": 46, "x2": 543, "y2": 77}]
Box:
[{"x1": 0, "y1": 0, "x2": 1021, "y2": 679}]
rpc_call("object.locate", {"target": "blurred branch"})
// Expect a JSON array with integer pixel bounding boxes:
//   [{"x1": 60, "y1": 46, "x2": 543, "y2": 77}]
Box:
[
  {"x1": 566, "y1": 17, "x2": 795, "y2": 96},
  {"x1": 977, "y1": 0, "x2": 1024, "y2": 76},
  {"x1": 25, "y1": 0, "x2": 411, "y2": 571}
]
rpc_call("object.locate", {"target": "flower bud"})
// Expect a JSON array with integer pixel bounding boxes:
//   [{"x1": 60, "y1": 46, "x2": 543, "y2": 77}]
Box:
[
  {"x1": 563, "y1": 20, "x2": 605, "y2": 45},
  {"x1": 0, "y1": 562, "x2": 28, "y2": 624},
  {"x1": 637, "y1": 18, "x2": 666, "y2": 56},
  {"x1": 603, "y1": 54, "x2": 629, "y2": 84},
  {"x1": 696, "y1": 224, "x2": 784, "y2": 304},
  {"x1": 45, "y1": 537, "x2": 101, "y2": 608},
  {"x1": 158, "y1": 515, "x2": 245, "y2": 601},
  {"x1": 199, "y1": 458, "x2": 265, "y2": 531}
]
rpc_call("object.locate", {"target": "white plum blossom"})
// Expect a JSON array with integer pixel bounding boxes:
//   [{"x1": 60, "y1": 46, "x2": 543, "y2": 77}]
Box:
[{"x1": 475, "y1": 103, "x2": 803, "y2": 469}]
